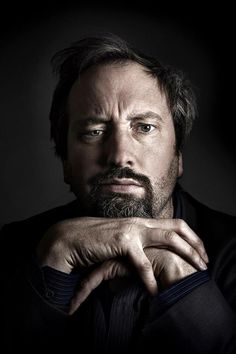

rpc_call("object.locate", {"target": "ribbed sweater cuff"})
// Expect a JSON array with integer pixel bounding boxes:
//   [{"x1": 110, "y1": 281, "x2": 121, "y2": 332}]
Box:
[
  {"x1": 41, "y1": 266, "x2": 80, "y2": 312},
  {"x1": 29, "y1": 256, "x2": 80, "y2": 312}
]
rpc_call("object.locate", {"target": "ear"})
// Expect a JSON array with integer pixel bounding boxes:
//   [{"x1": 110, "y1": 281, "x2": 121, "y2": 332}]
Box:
[
  {"x1": 62, "y1": 159, "x2": 72, "y2": 185},
  {"x1": 178, "y1": 152, "x2": 183, "y2": 177}
]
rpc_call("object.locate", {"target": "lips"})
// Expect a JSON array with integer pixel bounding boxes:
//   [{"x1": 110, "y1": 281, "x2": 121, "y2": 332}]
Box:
[
  {"x1": 99, "y1": 178, "x2": 144, "y2": 194},
  {"x1": 100, "y1": 178, "x2": 143, "y2": 187}
]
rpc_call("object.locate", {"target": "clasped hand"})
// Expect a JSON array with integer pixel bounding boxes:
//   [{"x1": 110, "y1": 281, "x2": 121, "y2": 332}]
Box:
[{"x1": 37, "y1": 217, "x2": 208, "y2": 314}]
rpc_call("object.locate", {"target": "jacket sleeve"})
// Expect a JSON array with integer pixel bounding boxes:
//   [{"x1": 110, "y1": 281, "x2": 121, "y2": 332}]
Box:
[
  {"x1": 0, "y1": 223, "x2": 75, "y2": 353},
  {"x1": 138, "y1": 236, "x2": 236, "y2": 354}
]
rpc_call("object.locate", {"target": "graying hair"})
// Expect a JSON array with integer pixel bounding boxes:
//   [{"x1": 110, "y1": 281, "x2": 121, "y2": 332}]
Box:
[{"x1": 49, "y1": 33, "x2": 197, "y2": 159}]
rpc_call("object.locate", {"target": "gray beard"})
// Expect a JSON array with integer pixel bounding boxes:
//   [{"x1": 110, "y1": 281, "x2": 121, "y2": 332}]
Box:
[
  {"x1": 72, "y1": 155, "x2": 179, "y2": 219},
  {"x1": 91, "y1": 193, "x2": 153, "y2": 218}
]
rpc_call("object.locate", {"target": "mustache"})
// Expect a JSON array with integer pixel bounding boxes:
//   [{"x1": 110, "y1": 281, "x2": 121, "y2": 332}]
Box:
[{"x1": 88, "y1": 167, "x2": 152, "y2": 188}]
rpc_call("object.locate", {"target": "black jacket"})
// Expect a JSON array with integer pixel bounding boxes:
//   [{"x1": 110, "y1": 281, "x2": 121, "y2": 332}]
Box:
[{"x1": 1, "y1": 189, "x2": 236, "y2": 353}]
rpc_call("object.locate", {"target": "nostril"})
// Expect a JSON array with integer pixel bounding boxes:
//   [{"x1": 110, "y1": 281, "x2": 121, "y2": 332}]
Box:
[{"x1": 107, "y1": 161, "x2": 133, "y2": 169}]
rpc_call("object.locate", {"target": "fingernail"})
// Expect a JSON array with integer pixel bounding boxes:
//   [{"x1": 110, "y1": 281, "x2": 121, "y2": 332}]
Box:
[
  {"x1": 200, "y1": 260, "x2": 207, "y2": 270},
  {"x1": 204, "y1": 253, "x2": 209, "y2": 263}
]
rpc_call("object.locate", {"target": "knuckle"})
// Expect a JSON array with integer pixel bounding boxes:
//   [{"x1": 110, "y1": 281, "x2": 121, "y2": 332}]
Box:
[
  {"x1": 164, "y1": 230, "x2": 176, "y2": 243},
  {"x1": 111, "y1": 262, "x2": 123, "y2": 277},
  {"x1": 105, "y1": 260, "x2": 125, "y2": 279},
  {"x1": 195, "y1": 238, "x2": 204, "y2": 249},
  {"x1": 114, "y1": 232, "x2": 127, "y2": 245},
  {"x1": 140, "y1": 259, "x2": 152, "y2": 273},
  {"x1": 106, "y1": 260, "x2": 117, "y2": 277},
  {"x1": 175, "y1": 218, "x2": 186, "y2": 231},
  {"x1": 114, "y1": 229, "x2": 132, "y2": 246},
  {"x1": 189, "y1": 245, "x2": 197, "y2": 258},
  {"x1": 80, "y1": 278, "x2": 90, "y2": 291}
]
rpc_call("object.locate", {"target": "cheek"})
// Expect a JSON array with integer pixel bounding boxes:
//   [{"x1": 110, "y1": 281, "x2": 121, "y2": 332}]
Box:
[
  {"x1": 68, "y1": 145, "x2": 101, "y2": 181},
  {"x1": 142, "y1": 141, "x2": 177, "y2": 184}
]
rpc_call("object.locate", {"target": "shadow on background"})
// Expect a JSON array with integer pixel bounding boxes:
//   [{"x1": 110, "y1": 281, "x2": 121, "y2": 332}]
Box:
[{"x1": 0, "y1": 2, "x2": 235, "y2": 224}]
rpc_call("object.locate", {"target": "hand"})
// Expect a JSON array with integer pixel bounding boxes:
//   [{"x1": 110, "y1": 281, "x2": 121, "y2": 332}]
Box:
[
  {"x1": 145, "y1": 247, "x2": 197, "y2": 290},
  {"x1": 69, "y1": 248, "x2": 198, "y2": 314},
  {"x1": 37, "y1": 217, "x2": 208, "y2": 296}
]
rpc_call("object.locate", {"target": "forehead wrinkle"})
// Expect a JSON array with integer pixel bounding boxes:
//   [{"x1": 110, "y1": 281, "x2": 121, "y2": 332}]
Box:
[
  {"x1": 127, "y1": 110, "x2": 164, "y2": 123},
  {"x1": 70, "y1": 110, "x2": 164, "y2": 130},
  {"x1": 68, "y1": 63, "x2": 171, "y2": 125}
]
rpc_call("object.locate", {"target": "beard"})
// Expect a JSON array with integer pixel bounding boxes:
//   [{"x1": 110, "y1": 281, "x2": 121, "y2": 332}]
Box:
[
  {"x1": 89, "y1": 167, "x2": 153, "y2": 218},
  {"x1": 91, "y1": 193, "x2": 152, "y2": 218},
  {"x1": 83, "y1": 157, "x2": 179, "y2": 219}
]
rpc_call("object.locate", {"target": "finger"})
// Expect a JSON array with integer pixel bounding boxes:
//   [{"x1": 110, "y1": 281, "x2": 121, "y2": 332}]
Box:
[
  {"x1": 141, "y1": 218, "x2": 208, "y2": 263},
  {"x1": 172, "y1": 219, "x2": 209, "y2": 263},
  {"x1": 143, "y1": 228, "x2": 207, "y2": 271},
  {"x1": 127, "y1": 245, "x2": 158, "y2": 296},
  {"x1": 69, "y1": 260, "x2": 130, "y2": 315}
]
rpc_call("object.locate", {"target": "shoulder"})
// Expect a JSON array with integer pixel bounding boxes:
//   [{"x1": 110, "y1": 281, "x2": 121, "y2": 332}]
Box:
[
  {"x1": 181, "y1": 188, "x2": 236, "y2": 231},
  {"x1": 179, "y1": 186, "x2": 236, "y2": 257},
  {"x1": 179, "y1": 188, "x2": 236, "y2": 309}
]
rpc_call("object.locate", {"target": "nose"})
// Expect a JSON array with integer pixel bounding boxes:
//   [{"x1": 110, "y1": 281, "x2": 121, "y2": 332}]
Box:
[{"x1": 104, "y1": 128, "x2": 135, "y2": 168}]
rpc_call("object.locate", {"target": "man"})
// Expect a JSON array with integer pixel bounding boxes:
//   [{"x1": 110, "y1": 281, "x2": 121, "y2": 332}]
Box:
[{"x1": 1, "y1": 33, "x2": 236, "y2": 353}]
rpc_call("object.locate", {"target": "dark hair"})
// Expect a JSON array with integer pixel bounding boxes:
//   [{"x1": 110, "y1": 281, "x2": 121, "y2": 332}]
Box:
[{"x1": 49, "y1": 33, "x2": 196, "y2": 159}]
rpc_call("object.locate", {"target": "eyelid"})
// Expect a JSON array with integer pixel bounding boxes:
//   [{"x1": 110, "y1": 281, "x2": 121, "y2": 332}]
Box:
[
  {"x1": 84, "y1": 128, "x2": 104, "y2": 134},
  {"x1": 80, "y1": 128, "x2": 106, "y2": 140},
  {"x1": 135, "y1": 123, "x2": 157, "y2": 132},
  {"x1": 82, "y1": 122, "x2": 107, "y2": 131},
  {"x1": 85, "y1": 123, "x2": 106, "y2": 129}
]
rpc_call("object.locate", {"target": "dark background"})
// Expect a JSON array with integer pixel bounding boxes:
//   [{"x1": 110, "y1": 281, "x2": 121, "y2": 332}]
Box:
[{"x1": 0, "y1": 2, "x2": 235, "y2": 225}]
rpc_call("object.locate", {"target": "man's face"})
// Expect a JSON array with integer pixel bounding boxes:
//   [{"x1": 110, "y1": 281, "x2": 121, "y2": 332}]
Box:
[{"x1": 64, "y1": 62, "x2": 183, "y2": 218}]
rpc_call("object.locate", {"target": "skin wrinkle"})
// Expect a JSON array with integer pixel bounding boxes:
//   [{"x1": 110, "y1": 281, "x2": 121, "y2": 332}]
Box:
[
  {"x1": 87, "y1": 160, "x2": 178, "y2": 218},
  {"x1": 71, "y1": 111, "x2": 163, "y2": 130},
  {"x1": 64, "y1": 62, "x2": 183, "y2": 221},
  {"x1": 33, "y1": 42, "x2": 212, "y2": 320}
]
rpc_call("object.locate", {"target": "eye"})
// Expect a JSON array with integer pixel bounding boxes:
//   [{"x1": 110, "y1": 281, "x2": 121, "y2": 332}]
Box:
[
  {"x1": 136, "y1": 124, "x2": 156, "y2": 133},
  {"x1": 87, "y1": 130, "x2": 104, "y2": 136},
  {"x1": 83, "y1": 129, "x2": 104, "y2": 138}
]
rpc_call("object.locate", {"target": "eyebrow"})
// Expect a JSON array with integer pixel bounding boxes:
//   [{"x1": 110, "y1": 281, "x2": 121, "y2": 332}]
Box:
[
  {"x1": 127, "y1": 111, "x2": 163, "y2": 123},
  {"x1": 72, "y1": 111, "x2": 163, "y2": 127}
]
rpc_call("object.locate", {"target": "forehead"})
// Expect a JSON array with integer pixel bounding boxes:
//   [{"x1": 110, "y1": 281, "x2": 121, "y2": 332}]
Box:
[{"x1": 68, "y1": 62, "x2": 170, "y2": 119}]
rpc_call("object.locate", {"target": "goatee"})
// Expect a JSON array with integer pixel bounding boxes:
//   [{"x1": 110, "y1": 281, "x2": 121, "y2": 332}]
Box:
[{"x1": 88, "y1": 167, "x2": 154, "y2": 218}]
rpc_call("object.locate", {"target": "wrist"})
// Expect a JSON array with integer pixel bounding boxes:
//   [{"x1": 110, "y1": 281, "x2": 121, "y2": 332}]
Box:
[{"x1": 36, "y1": 241, "x2": 73, "y2": 274}]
